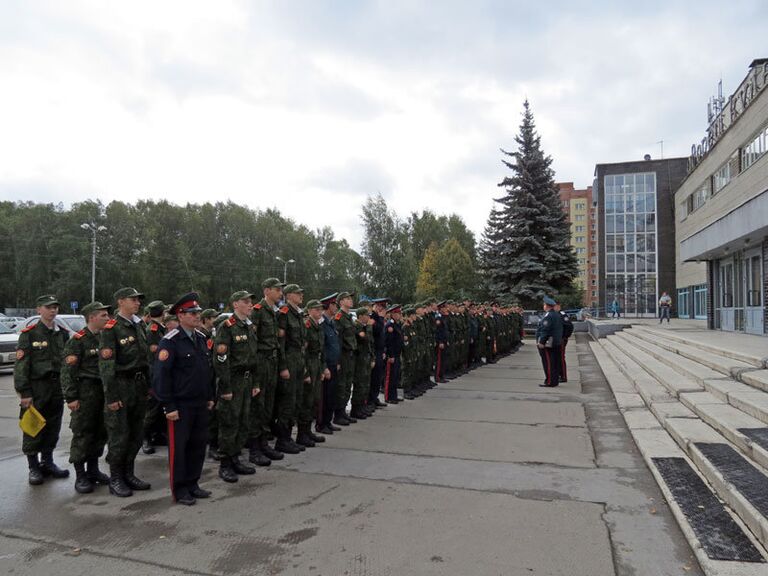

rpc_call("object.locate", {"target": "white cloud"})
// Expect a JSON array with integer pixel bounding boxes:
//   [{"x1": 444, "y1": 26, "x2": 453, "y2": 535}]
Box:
[{"x1": 0, "y1": 0, "x2": 766, "y2": 249}]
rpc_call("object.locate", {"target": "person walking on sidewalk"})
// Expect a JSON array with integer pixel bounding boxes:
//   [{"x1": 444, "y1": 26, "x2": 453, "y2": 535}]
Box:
[
  {"x1": 658, "y1": 292, "x2": 672, "y2": 324},
  {"x1": 610, "y1": 298, "x2": 621, "y2": 318}
]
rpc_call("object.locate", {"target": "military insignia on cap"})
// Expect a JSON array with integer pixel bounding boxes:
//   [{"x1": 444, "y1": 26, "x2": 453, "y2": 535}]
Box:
[
  {"x1": 100, "y1": 348, "x2": 113, "y2": 359},
  {"x1": 65, "y1": 354, "x2": 78, "y2": 366},
  {"x1": 158, "y1": 349, "x2": 170, "y2": 362},
  {"x1": 15, "y1": 350, "x2": 25, "y2": 360}
]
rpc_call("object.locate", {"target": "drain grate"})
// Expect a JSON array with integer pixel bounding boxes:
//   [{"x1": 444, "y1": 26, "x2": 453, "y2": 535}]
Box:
[
  {"x1": 652, "y1": 457, "x2": 765, "y2": 562},
  {"x1": 696, "y1": 442, "x2": 768, "y2": 521},
  {"x1": 739, "y1": 428, "x2": 768, "y2": 452}
]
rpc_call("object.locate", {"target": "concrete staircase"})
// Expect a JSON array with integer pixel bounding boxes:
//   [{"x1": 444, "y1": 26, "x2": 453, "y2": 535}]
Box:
[{"x1": 591, "y1": 325, "x2": 768, "y2": 575}]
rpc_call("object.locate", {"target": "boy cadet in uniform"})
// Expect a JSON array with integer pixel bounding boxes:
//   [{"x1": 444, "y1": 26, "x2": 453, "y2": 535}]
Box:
[
  {"x1": 351, "y1": 307, "x2": 373, "y2": 419},
  {"x1": 384, "y1": 304, "x2": 404, "y2": 403},
  {"x1": 303, "y1": 300, "x2": 329, "y2": 443},
  {"x1": 99, "y1": 287, "x2": 151, "y2": 497},
  {"x1": 277, "y1": 284, "x2": 307, "y2": 452},
  {"x1": 15, "y1": 294, "x2": 70, "y2": 485},
  {"x1": 319, "y1": 293, "x2": 342, "y2": 433},
  {"x1": 214, "y1": 291, "x2": 261, "y2": 481},
  {"x1": 250, "y1": 278, "x2": 289, "y2": 460},
  {"x1": 536, "y1": 296, "x2": 564, "y2": 388},
  {"x1": 142, "y1": 300, "x2": 166, "y2": 455},
  {"x1": 334, "y1": 291, "x2": 357, "y2": 425},
  {"x1": 369, "y1": 298, "x2": 389, "y2": 409},
  {"x1": 154, "y1": 293, "x2": 216, "y2": 505},
  {"x1": 61, "y1": 301, "x2": 112, "y2": 493},
  {"x1": 199, "y1": 308, "x2": 220, "y2": 460}
]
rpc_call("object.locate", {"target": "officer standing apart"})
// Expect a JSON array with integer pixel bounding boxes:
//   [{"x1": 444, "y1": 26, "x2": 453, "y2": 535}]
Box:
[
  {"x1": 15, "y1": 295, "x2": 70, "y2": 485},
  {"x1": 100, "y1": 287, "x2": 151, "y2": 497},
  {"x1": 536, "y1": 296, "x2": 564, "y2": 388},
  {"x1": 556, "y1": 304, "x2": 574, "y2": 383},
  {"x1": 61, "y1": 301, "x2": 112, "y2": 493},
  {"x1": 214, "y1": 291, "x2": 260, "y2": 481},
  {"x1": 154, "y1": 293, "x2": 215, "y2": 505}
]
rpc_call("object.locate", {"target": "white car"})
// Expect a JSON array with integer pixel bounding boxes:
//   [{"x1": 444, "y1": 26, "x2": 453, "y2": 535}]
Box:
[
  {"x1": 0, "y1": 323, "x2": 19, "y2": 368},
  {"x1": 0, "y1": 316, "x2": 26, "y2": 331},
  {"x1": 18, "y1": 314, "x2": 86, "y2": 334}
]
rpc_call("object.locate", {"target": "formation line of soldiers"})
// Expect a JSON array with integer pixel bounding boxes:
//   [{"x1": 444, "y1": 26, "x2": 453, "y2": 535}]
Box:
[{"x1": 14, "y1": 284, "x2": 524, "y2": 504}]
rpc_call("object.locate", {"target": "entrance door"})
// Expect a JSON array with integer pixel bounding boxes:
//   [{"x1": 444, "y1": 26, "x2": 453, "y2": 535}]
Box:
[
  {"x1": 745, "y1": 250, "x2": 764, "y2": 334},
  {"x1": 719, "y1": 259, "x2": 735, "y2": 331}
]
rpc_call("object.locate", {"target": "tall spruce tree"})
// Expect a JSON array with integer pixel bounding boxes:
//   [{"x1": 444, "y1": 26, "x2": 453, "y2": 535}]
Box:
[{"x1": 480, "y1": 100, "x2": 578, "y2": 306}]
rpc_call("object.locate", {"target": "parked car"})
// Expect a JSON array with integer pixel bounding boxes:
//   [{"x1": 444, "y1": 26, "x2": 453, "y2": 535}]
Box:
[
  {"x1": 18, "y1": 314, "x2": 86, "y2": 334},
  {"x1": 0, "y1": 323, "x2": 19, "y2": 369},
  {"x1": 0, "y1": 317, "x2": 27, "y2": 331},
  {"x1": 522, "y1": 310, "x2": 543, "y2": 336}
]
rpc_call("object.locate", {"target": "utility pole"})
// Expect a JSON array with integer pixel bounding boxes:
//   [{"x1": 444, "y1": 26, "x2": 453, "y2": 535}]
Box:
[
  {"x1": 81, "y1": 223, "x2": 107, "y2": 302},
  {"x1": 275, "y1": 256, "x2": 295, "y2": 284}
]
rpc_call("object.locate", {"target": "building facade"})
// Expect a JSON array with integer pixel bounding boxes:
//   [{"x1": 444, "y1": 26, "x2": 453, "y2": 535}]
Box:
[
  {"x1": 676, "y1": 59, "x2": 768, "y2": 335},
  {"x1": 594, "y1": 157, "x2": 688, "y2": 317},
  {"x1": 557, "y1": 182, "x2": 597, "y2": 307}
]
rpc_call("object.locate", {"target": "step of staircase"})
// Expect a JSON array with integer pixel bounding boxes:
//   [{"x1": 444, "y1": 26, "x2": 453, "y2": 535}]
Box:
[
  {"x1": 632, "y1": 325, "x2": 766, "y2": 368},
  {"x1": 601, "y1": 339, "x2": 676, "y2": 405},
  {"x1": 589, "y1": 341, "x2": 768, "y2": 573},
  {"x1": 630, "y1": 327, "x2": 757, "y2": 377}
]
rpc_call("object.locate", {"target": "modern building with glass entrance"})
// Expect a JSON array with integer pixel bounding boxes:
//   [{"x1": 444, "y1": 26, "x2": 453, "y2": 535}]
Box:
[
  {"x1": 594, "y1": 157, "x2": 688, "y2": 317},
  {"x1": 676, "y1": 59, "x2": 768, "y2": 335}
]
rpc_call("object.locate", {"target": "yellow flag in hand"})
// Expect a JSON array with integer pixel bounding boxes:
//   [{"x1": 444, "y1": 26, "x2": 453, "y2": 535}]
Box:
[{"x1": 19, "y1": 405, "x2": 46, "y2": 437}]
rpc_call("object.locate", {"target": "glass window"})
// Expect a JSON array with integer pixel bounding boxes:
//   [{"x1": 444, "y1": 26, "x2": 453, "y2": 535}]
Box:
[
  {"x1": 615, "y1": 235, "x2": 625, "y2": 253},
  {"x1": 616, "y1": 255, "x2": 625, "y2": 273},
  {"x1": 647, "y1": 255, "x2": 656, "y2": 273},
  {"x1": 694, "y1": 284, "x2": 707, "y2": 319},
  {"x1": 626, "y1": 233, "x2": 635, "y2": 252},
  {"x1": 626, "y1": 254, "x2": 635, "y2": 273},
  {"x1": 637, "y1": 235, "x2": 646, "y2": 252},
  {"x1": 748, "y1": 255, "x2": 762, "y2": 307},
  {"x1": 645, "y1": 213, "x2": 656, "y2": 232},
  {"x1": 616, "y1": 216, "x2": 625, "y2": 233},
  {"x1": 646, "y1": 234, "x2": 655, "y2": 252},
  {"x1": 677, "y1": 288, "x2": 690, "y2": 319},
  {"x1": 607, "y1": 255, "x2": 616, "y2": 273}
]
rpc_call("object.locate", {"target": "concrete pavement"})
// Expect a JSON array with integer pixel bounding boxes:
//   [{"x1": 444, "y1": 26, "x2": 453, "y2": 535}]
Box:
[{"x1": 0, "y1": 335, "x2": 701, "y2": 575}]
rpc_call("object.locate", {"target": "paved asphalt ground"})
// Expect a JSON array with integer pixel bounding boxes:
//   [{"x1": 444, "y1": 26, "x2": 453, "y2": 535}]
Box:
[{"x1": 0, "y1": 334, "x2": 702, "y2": 576}]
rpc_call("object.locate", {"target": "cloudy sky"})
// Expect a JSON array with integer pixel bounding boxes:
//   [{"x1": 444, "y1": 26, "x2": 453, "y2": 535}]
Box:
[{"x1": 0, "y1": 1, "x2": 765, "y2": 247}]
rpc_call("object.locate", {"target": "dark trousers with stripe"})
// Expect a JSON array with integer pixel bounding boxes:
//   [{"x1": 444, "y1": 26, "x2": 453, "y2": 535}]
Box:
[
  {"x1": 321, "y1": 363, "x2": 338, "y2": 428},
  {"x1": 538, "y1": 346, "x2": 560, "y2": 386},
  {"x1": 384, "y1": 357, "x2": 401, "y2": 401},
  {"x1": 168, "y1": 402, "x2": 209, "y2": 499},
  {"x1": 560, "y1": 339, "x2": 568, "y2": 382},
  {"x1": 369, "y1": 353, "x2": 385, "y2": 404}
]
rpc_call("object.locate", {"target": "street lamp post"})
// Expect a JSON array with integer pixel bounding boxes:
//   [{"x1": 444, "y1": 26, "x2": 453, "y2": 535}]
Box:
[
  {"x1": 275, "y1": 256, "x2": 295, "y2": 284},
  {"x1": 81, "y1": 223, "x2": 107, "y2": 302}
]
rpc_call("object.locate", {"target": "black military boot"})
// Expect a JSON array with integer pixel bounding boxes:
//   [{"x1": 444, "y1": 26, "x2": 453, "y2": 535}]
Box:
[
  {"x1": 296, "y1": 426, "x2": 315, "y2": 448},
  {"x1": 317, "y1": 424, "x2": 334, "y2": 435},
  {"x1": 218, "y1": 457, "x2": 238, "y2": 483},
  {"x1": 124, "y1": 461, "x2": 151, "y2": 490},
  {"x1": 40, "y1": 452, "x2": 70, "y2": 479},
  {"x1": 27, "y1": 454, "x2": 44, "y2": 486},
  {"x1": 108, "y1": 465, "x2": 133, "y2": 497},
  {"x1": 333, "y1": 410, "x2": 351, "y2": 426},
  {"x1": 248, "y1": 440, "x2": 272, "y2": 467},
  {"x1": 231, "y1": 454, "x2": 256, "y2": 475},
  {"x1": 86, "y1": 458, "x2": 110, "y2": 485},
  {"x1": 374, "y1": 398, "x2": 387, "y2": 407},
  {"x1": 141, "y1": 437, "x2": 155, "y2": 455},
  {"x1": 259, "y1": 437, "x2": 284, "y2": 461},
  {"x1": 274, "y1": 425, "x2": 301, "y2": 454},
  {"x1": 308, "y1": 428, "x2": 326, "y2": 443},
  {"x1": 74, "y1": 462, "x2": 94, "y2": 494}
]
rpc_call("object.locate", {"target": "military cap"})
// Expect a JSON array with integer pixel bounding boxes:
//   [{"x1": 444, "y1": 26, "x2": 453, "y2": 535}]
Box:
[
  {"x1": 262, "y1": 277, "x2": 285, "y2": 289},
  {"x1": 81, "y1": 301, "x2": 111, "y2": 317},
  {"x1": 165, "y1": 314, "x2": 178, "y2": 323},
  {"x1": 230, "y1": 290, "x2": 255, "y2": 302},
  {"x1": 437, "y1": 300, "x2": 447, "y2": 307},
  {"x1": 146, "y1": 300, "x2": 165, "y2": 317},
  {"x1": 200, "y1": 308, "x2": 218, "y2": 320},
  {"x1": 213, "y1": 314, "x2": 229, "y2": 328},
  {"x1": 387, "y1": 303, "x2": 402, "y2": 314},
  {"x1": 113, "y1": 287, "x2": 144, "y2": 301},
  {"x1": 371, "y1": 297, "x2": 390, "y2": 304},
  {"x1": 284, "y1": 284, "x2": 304, "y2": 294},
  {"x1": 403, "y1": 307, "x2": 415, "y2": 315},
  {"x1": 36, "y1": 294, "x2": 59, "y2": 307},
  {"x1": 319, "y1": 292, "x2": 338, "y2": 304},
  {"x1": 543, "y1": 296, "x2": 557, "y2": 306},
  {"x1": 358, "y1": 295, "x2": 372, "y2": 304},
  {"x1": 171, "y1": 292, "x2": 203, "y2": 315},
  {"x1": 354, "y1": 307, "x2": 370, "y2": 317},
  {"x1": 337, "y1": 291, "x2": 355, "y2": 301},
  {"x1": 305, "y1": 299, "x2": 323, "y2": 310}
]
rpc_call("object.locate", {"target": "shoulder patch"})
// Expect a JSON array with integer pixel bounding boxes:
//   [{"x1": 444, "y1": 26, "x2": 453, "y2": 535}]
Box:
[
  {"x1": 105, "y1": 319, "x2": 117, "y2": 329},
  {"x1": 15, "y1": 349, "x2": 25, "y2": 360},
  {"x1": 150, "y1": 323, "x2": 159, "y2": 332},
  {"x1": 100, "y1": 348, "x2": 113, "y2": 359},
  {"x1": 253, "y1": 303, "x2": 262, "y2": 310},
  {"x1": 387, "y1": 326, "x2": 394, "y2": 333},
  {"x1": 334, "y1": 313, "x2": 342, "y2": 321},
  {"x1": 74, "y1": 329, "x2": 86, "y2": 339},
  {"x1": 158, "y1": 349, "x2": 170, "y2": 362},
  {"x1": 65, "y1": 354, "x2": 79, "y2": 366},
  {"x1": 216, "y1": 343, "x2": 228, "y2": 354},
  {"x1": 226, "y1": 316, "x2": 237, "y2": 326},
  {"x1": 21, "y1": 323, "x2": 37, "y2": 333},
  {"x1": 163, "y1": 328, "x2": 179, "y2": 340},
  {"x1": 280, "y1": 306, "x2": 289, "y2": 314}
]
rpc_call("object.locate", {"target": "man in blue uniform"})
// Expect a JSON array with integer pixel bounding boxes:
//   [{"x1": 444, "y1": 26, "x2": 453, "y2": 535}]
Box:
[
  {"x1": 154, "y1": 292, "x2": 216, "y2": 505},
  {"x1": 368, "y1": 297, "x2": 389, "y2": 409},
  {"x1": 384, "y1": 304, "x2": 403, "y2": 404},
  {"x1": 556, "y1": 303, "x2": 574, "y2": 383},
  {"x1": 536, "y1": 296, "x2": 564, "y2": 388},
  {"x1": 318, "y1": 293, "x2": 341, "y2": 434}
]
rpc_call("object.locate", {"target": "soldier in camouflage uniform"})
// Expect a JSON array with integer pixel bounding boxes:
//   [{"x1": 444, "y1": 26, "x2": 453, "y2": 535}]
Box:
[
  {"x1": 99, "y1": 287, "x2": 151, "y2": 497},
  {"x1": 333, "y1": 291, "x2": 357, "y2": 425},
  {"x1": 214, "y1": 291, "x2": 260, "y2": 482},
  {"x1": 61, "y1": 301, "x2": 112, "y2": 493},
  {"x1": 250, "y1": 278, "x2": 289, "y2": 459},
  {"x1": 302, "y1": 300, "x2": 328, "y2": 443},
  {"x1": 142, "y1": 300, "x2": 165, "y2": 455},
  {"x1": 351, "y1": 307, "x2": 373, "y2": 419},
  {"x1": 277, "y1": 284, "x2": 308, "y2": 452},
  {"x1": 14, "y1": 294, "x2": 70, "y2": 485},
  {"x1": 401, "y1": 307, "x2": 418, "y2": 400}
]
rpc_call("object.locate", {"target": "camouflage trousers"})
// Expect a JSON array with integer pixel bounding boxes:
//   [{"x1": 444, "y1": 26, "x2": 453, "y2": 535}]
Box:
[
  {"x1": 21, "y1": 374, "x2": 63, "y2": 456},
  {"x1": 104, "y1": 371, "x2": 148, "y2": 466},
  {"x1": 68, "y1": 378, "x2": 107, "y2": 464},
  {"x1": 217, "y1": 372, "x2": 251, "y2": 457}
]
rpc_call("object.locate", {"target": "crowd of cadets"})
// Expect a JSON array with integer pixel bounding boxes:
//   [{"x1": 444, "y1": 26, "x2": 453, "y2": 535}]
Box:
[{"x1": 13, "y1": 282, "x2": 524, "y2": 504}]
